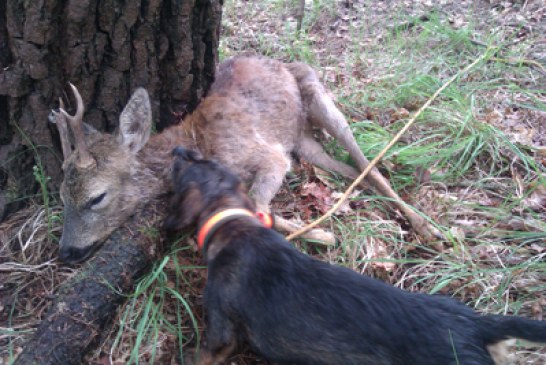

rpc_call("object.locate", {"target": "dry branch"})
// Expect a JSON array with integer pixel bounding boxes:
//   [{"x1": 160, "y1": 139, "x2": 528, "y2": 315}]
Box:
[{"x1": 13, "y1": 204, "x2": 164, "y2": 365}]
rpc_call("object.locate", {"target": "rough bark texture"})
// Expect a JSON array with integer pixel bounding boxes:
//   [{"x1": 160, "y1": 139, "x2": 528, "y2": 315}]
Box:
[
  {"x1": 0, "y1": 0, "x2": 222, "y2": 221},
  {"x1": 13, "y1": 203, "x2": 165, "y2": 365},
  {"x1": 3, "y1": 0, "x2": 222, "y2": 361}
]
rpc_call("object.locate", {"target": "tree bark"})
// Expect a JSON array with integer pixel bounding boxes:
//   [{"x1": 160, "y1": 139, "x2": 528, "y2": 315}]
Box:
[
  {"x1": 13, "y1": 203, "x2": 164, "y2": 365},
  {"x1": 3, "y1": 0, "x2": 222, "y2": 361},
  {"x1": 0, "y1": 0, "x2": 222, "y2": 221}
]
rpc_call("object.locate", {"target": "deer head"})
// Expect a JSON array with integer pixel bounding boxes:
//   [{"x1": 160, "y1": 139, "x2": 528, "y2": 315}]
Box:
[{"x1": 50, "y1": 84, "x2": 153, "y2": 264}]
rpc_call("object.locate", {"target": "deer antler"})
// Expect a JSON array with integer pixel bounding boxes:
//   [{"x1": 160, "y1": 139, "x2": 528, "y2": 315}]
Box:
[
  {"x1": 59, "y1": 83, "x2": 95, "y2": 169},
  {"x1": 49, "y1": 98, "x2": 73, "y2": 165}
]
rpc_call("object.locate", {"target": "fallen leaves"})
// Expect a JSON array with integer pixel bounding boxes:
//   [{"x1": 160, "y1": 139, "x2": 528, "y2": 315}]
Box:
[
  {"x1": 521, "y1": 179, "x2": 546, "y2": 212},
  {"x1": 483, "y1": 107, "x2": 546, "y2": 151},
  {"x1": 298, "y1": 181, "x2": 358, "y2": 219},
  {"x1": 299, "y1": 181, "x2": 333, "y2": 218}
]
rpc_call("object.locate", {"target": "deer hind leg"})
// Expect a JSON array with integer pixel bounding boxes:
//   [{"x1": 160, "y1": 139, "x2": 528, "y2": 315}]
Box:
[
  {"x1": 249, "y1": 147, "x2": 335, "y2": 244},
  {"x1": 296, "y1": 130, "x2": 361, "y2": 180},
  {"x1": 286, "y1": 61, "x2": 442, "y2": 242}
]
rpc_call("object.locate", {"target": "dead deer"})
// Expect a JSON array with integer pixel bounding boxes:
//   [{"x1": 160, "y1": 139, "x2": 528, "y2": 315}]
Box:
[{"x1": 50, "y1": 56, "x2": 440, "y2": 264}]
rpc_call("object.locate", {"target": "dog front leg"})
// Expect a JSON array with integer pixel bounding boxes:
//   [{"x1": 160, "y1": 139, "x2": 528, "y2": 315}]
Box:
[
  {"x1": 196, "y1": 310, "x2": 237, "y2": 365},
  {"x1": 248, "y1": 151, "x2": 336, "y2": 244},
  {"x1": 195, "y1": 343, "x2": 236, "y2": 365}
]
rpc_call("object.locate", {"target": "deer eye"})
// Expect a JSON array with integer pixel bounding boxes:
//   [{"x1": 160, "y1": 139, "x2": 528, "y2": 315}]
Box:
[{"x1": 88, "y1": 192, "x2": 107, "y2": 209}]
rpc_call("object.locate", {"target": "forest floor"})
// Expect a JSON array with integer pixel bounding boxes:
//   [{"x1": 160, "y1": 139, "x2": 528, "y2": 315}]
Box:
[{"x1": 1, "y1": 0, "x2": 545, "y2": 364}]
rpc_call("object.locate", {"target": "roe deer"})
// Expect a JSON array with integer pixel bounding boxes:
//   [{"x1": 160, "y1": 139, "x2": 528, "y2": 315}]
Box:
[{"x1": 50, "y1": 56, "x2": 439, "y2": 264}]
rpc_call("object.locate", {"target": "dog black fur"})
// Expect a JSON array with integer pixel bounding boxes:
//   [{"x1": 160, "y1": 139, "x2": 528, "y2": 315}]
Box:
[{"x1": 165, "y1": 146, "x2": 546, "y2": 365}]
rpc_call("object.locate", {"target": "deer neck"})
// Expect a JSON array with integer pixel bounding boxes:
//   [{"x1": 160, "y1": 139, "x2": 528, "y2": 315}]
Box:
[{"x1": 136, "y1": 120, "x2": 200, "y2": 199}]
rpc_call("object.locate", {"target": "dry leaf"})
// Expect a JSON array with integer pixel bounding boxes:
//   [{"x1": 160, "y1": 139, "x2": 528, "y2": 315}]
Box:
[
  {"x1": 532, "y1": 300, "x2": 543, "y2": 320},
  {"x1": 449, "y1": 226, "x2": 466, "y2": 241},
  {"x1": 331, "y1": 190, "x2": 359, "y2": 215},
  {"x1": 367, "y1": 238, "x2": 396, "y2": 273},
  {"x1": 312, "y1": 166, "x2": 337, "y2": 189},
  {"x1": 300, "y1": 181, "x2": 334, "y2": 216},
  {"x1": 522, "y1": 180, "x2": 546, "y2": 211}
]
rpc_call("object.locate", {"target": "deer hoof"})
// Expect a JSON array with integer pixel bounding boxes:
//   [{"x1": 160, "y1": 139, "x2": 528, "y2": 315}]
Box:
[{"x1": 302, "y1": 228, "x2": 336, "y2": 245}]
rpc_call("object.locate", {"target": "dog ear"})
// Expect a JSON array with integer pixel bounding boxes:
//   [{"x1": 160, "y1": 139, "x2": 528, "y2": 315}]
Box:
[
  {"x1": 186, "y1": 150, "x2": 203, "y2": 161},
  {"x1": 236, "y1": 182, "x2": 257, "y2": 211},
  {"x1": 164, "y1": 185, "x2": 205, "y2": 231}
]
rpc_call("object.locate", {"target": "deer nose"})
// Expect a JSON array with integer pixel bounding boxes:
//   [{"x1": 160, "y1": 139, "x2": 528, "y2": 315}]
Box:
[{"x1": 58, "y1": 246, "x2": 89, "y2": 264}]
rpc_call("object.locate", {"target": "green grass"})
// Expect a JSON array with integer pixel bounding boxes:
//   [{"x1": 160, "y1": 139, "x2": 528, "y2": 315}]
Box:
[
  {"x1": 7, "y1": 122, "x2": 59, "y2": 242},
  {"x1": 109, "y1": 242, "x2": 204, "y2": 364}
]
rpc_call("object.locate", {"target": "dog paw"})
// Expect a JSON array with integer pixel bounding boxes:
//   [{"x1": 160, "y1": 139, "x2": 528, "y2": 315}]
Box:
[{"x1": 181, "y1": 348, "x2": 198, "y2": 365}]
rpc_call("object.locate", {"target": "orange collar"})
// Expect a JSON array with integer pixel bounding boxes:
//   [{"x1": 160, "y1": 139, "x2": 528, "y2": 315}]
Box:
[{"x1": 197, "y1": 208, "x2": 273, "y2": 252}]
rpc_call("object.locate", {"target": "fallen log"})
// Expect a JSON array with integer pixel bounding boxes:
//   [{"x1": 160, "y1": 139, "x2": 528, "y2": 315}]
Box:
[{"x1": 13, "y1": 204, "x2": 165, "y2": 365}]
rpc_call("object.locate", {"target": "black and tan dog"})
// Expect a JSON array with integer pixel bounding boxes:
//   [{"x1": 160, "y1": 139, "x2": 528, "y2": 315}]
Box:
[{"x1": 165, "y1": 146, "x2": 546, "y2": 365}]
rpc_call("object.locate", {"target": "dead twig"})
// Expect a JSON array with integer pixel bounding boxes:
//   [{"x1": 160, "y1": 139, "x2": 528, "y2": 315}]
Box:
[
  {"x1": 490, "y1": 57, "x2": 546, "y2": 77},
  {"x1": 286, "y1": 46, "x2": 496, "y2": 241},
  {"x1": 470, "y1": 39, "x2": 546, "y2": 76}
]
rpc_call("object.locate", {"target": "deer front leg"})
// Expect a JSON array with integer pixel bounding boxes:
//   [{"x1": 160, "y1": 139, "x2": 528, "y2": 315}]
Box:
[
  {"x1": 249, "y1": 149, "x2": 291, "y2": 215},
  {"x1": 196, "y1": 309, "x2": 237, "y2": 365},
  {"x1": 273, "y1": 215, "x2": 335, "y2": 244},
  {"x1": 249, "y1": 150, "x2": 335, "y2": 244}
]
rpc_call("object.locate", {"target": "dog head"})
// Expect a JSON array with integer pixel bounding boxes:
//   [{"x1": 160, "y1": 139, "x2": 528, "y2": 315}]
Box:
[{"x1": 165, "y1": 147, "x2": 256, "y2": 231}]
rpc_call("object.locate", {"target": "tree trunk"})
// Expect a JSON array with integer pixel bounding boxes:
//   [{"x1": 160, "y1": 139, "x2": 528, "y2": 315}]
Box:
[
  {"x1": 2, "y1": 0, "x2": 222, "y2": 361},
  {"x1": 0, "y1": 0, "x2": 222, "y2": 221},
  {"x1": 13, "y1": 203, "x2": 164, "y2": 365}
]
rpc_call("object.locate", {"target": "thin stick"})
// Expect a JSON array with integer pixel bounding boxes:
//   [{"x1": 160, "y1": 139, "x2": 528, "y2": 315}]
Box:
[
  {"x1": 286, "y1": 46, "x2": 494, "y2": 241},
  {"x1": 490, "y1": 57, "x2": 546, "y2": 76}
]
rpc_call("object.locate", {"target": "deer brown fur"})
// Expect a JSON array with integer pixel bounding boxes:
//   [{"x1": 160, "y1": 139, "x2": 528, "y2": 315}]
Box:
[{"x1": 51, "y1": 56, "x2": 439, "y2": 264}]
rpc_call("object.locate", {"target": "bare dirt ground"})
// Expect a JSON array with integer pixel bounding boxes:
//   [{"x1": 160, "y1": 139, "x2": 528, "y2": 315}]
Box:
[{"x1": 1, "y1": 0, "x2": 545, "y2": 364}]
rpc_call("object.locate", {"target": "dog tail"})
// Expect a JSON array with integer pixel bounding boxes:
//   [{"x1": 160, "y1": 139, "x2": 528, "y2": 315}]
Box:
[{"x1": 480, "y1": 314, "x2": 546, "y2": 344}]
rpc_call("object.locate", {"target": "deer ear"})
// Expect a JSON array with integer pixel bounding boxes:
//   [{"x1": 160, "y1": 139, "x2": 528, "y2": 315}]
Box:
[
  {"x1": 116, "y1": 88, "x2": 152, "y2": 154},
  {"x1": 82, "y1": 122, "x2": 103, "y2": 145},
  {"x1": 83, "y1": 122, "x2": 99, "y2": 136}
]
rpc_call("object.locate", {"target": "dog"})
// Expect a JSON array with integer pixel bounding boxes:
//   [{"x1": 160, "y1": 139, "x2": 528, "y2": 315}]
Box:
[{"x1": 165, "y1": 146, "x2": 546, "y2": 365}]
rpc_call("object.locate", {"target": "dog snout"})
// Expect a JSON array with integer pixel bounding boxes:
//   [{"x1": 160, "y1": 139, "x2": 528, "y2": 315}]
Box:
[{"x1": 172, "y1": 146, "x2": 190, "y2": 158}]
